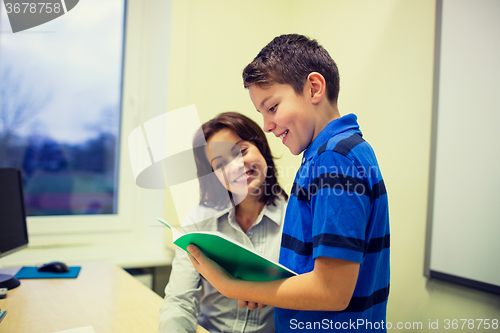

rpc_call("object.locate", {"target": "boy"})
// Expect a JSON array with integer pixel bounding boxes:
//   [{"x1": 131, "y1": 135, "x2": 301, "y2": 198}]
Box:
[{"x1": 187, "y1": 34, "x2": 390, "y2": 332}]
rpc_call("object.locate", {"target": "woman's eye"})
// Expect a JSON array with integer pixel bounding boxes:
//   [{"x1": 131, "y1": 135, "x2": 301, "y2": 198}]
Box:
[
  {"x1": 268, "y1": 104, "x2": 277, "y2": 113},
  {"x1": 214, "y1": 162, "x2": 226, "y2": 170},
  {"x1": 232, "y1": 147, "x2": 247, "y2": 159}
]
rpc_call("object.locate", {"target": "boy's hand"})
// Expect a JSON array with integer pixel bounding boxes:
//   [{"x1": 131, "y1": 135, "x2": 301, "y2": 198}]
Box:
[
  {"x1": 238, "y1": 300, "x2": 267, "y2": 310},
  {"x1": 187, "y1": 244, "x2": 234, "y2": 295},
  {"x1": 187, "y1": 244, "x2": 268, "y2": 309},
  {"x1": 188, "y1": 245, "x2": 360, "y2": 311}
]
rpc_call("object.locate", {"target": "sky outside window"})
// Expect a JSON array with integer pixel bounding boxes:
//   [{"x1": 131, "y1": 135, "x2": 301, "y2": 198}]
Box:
[{"x1": 0, "y1": 0, "x2": 125, "y2": 216}]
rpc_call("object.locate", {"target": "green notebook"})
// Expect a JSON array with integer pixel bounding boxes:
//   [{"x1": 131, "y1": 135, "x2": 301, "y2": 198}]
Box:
[{"x1": 158, "y1": 217, "x2": 297, "y2": 281}]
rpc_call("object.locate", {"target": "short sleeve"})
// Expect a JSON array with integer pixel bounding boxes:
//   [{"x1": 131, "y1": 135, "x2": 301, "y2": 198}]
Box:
[{"x1": 309, "y1": 151, "x2": 371, "y2": 263}]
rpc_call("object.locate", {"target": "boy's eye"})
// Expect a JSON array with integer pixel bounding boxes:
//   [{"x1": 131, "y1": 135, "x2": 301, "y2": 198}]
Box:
[{"x1": 268, "y1": 104, "x2": 277, "y2": 113}]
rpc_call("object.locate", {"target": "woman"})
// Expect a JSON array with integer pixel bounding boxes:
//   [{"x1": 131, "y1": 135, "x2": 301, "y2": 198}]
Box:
[{"x1": 159, "y1": 112, "x2": 288, "y2": 333}]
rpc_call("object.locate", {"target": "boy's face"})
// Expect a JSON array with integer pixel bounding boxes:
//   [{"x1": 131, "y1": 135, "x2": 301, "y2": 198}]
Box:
[{"x1": 249, "y1": 83, "x2": 317, "y2": 155}]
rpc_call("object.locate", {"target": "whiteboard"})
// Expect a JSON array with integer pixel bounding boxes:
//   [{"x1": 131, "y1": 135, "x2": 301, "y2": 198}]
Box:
[{"x1": 425, "y1": 0, "x2": 500, "y2": 294}]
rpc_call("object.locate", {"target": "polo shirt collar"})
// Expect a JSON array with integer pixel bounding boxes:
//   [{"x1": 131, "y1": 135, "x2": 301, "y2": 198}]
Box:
[{"x1": 303, "y1": 113, "x2": 360, "y2": 161}]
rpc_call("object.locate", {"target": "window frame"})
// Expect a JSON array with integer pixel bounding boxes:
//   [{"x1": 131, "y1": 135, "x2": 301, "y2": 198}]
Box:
[{"x1": 24, "y1": 0, "x2": 172, "y2": 248}]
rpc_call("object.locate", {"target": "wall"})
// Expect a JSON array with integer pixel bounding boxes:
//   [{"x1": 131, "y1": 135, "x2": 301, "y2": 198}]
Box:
[{"x1": 164, "y1": 0, "x2": 500, "y2": 329}]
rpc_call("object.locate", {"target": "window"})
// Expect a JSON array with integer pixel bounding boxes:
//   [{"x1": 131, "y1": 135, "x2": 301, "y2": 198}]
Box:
[
  {"x1": 0, "y1": 0, "x2": 125, "y2": 217},
  {"x1": 0, "y1": 0, "x2": 171, "y2": 253}
]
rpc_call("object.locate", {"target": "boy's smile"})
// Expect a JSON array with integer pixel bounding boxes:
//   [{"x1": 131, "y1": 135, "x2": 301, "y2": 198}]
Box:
[{"x1": 248, "y1": 83, "x2": 317, "y2": 156}]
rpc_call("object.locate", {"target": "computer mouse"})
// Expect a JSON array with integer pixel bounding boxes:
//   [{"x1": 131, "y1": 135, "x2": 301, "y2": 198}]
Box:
[{"x1": 37, "y1": 261, "x2": 70, "y2": 273}]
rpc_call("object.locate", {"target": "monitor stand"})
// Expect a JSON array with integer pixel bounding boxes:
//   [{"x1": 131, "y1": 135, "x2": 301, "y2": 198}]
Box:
[{"x1": 0, "y1": 273, "x2": 20, "y2": 290}]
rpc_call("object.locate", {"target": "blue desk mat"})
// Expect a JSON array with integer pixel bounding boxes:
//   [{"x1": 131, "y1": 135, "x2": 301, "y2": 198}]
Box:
[{"x1": 15, "y1": 266, "x2": 81, "y2": 279}]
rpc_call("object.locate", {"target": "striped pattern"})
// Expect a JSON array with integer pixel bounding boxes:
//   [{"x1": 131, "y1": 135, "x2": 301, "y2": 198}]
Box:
[
  {"x1": 342, "y1": 285, "x2": 390, "y2": 313},
  {"x1": 291, "y1": 176, "x2": 386, "y2": 203},
  {"x1": 281, "y1": 233, "x2": 390, "y2": 257},
  {"x1": 275, "y1": 114, "x2": 390, "y2": 332}
]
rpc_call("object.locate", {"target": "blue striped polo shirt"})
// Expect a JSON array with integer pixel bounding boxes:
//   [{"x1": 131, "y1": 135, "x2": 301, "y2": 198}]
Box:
[{"x1": 275, "y1": 114, "x2": 390, "y2": 332}]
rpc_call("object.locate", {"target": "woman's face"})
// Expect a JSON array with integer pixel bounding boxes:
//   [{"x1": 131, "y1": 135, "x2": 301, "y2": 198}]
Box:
[{"x1": 206, "y1": 128, "x2": 268, "y2": 200}]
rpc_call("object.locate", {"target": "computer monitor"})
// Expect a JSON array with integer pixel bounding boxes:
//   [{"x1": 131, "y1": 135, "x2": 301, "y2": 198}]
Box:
[{"x1": 0, "y1": 168, "x2": 29, "y2": 290}]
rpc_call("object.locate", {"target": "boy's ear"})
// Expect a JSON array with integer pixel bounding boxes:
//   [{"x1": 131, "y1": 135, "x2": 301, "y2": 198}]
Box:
[{"x1": 306, "y1": 72, "x2": 326, "y2": 104}]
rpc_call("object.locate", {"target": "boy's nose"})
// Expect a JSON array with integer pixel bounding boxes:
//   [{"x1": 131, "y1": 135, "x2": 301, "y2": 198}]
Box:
[{"x1": 263, "y1": 118, "x2": 276, "y2": 133}]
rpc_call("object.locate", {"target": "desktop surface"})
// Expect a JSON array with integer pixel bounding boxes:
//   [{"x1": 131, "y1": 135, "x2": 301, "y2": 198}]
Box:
[
  {"x1": 0, "y1": 261, "x2": 208, "y2": 333},
  {"x1": 0, "y1": 262, "x2": 160, "y2": 333}
]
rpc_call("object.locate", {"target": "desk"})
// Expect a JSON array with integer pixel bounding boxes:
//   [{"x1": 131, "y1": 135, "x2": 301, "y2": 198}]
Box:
[
  {"x1": 0, "y1": 245, "x2": 175, "y2": 297},
  {"x1": 0, "y1": 262, "x2": 208, "y2": 333}
]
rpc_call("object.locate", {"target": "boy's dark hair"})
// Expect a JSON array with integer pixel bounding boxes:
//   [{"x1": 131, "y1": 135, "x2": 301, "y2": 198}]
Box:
[
  {"x1": 192, "y1": 112, "x2": 288, "y2": 210},
  {"x1": 242, "y1": 34, "x2": 340, "y2": 104}
]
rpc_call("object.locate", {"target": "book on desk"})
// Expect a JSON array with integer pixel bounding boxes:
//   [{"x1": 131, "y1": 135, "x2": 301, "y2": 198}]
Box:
[{"x1": 158, "y1": 217, "x2": 297, "y2": 281}]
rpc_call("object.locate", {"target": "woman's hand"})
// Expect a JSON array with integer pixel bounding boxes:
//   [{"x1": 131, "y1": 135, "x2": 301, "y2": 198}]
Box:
[{"x1": 238, "y1": 300, "x2": 267, "y2": 310}]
